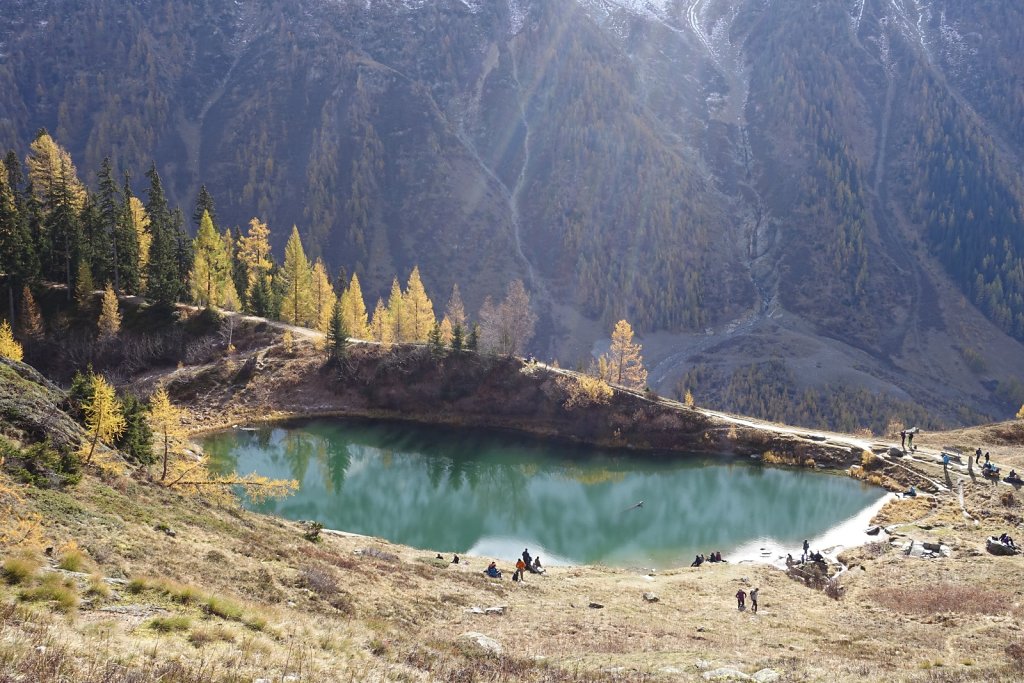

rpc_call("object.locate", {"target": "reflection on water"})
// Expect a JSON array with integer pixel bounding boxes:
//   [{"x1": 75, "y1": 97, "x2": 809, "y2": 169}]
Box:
[{"x1": 204, "y1": 419, "x2": 886, "y2": 568}]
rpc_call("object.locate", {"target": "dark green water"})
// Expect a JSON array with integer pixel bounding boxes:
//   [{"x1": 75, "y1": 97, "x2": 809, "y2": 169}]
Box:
[{"x1": 203, "y1": 419, "x2": 886, "y2": 568}]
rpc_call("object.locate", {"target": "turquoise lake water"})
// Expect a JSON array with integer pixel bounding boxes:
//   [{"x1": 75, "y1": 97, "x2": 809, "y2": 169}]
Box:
[{"x1": 203, "y1": 419, "x2": 886, "y2": 568}]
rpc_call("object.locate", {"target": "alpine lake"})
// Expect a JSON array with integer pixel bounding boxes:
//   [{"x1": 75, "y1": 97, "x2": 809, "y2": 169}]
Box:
[{"x1": 204, "y1": 418, "x2": 888, "y2": 569}]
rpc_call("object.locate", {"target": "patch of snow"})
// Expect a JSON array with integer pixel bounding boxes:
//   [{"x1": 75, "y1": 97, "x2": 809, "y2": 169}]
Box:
[
  {"x1": 508, "y1": 0, "x2": 526, "y2": 35},
  {"x1": 937, "y1": 9, "x2": 976, "y2": 74}
]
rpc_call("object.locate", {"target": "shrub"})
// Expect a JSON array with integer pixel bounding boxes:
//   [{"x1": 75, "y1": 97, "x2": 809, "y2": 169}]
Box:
[
  {"x1": 148, "y1": 615, "x2": 191, "y2": 633},
  {"x1": 19, "y1": 574, "x2": 78, "y2": 612},
  {"x1": 1001, "y1": 491, "x2": 1017, "y2": 508},
  {"x1": 127, "y1": 577, "x2": 148, "y2": 594},
  {"x1": 303, "y1": 521, "x2": 323, "y2": 543},
  {"x1": 861, "y1": 451, "x2": 883, "y2": 471},
  {"x1": 299, "y1": 564, "x2": 338, "y2": 597},
  {"x1": 1, "y1": 555, "x2": 41, "y2": 585},
  {"x1": 560, "y1": 374, "x2": 613, "y2": 409}
]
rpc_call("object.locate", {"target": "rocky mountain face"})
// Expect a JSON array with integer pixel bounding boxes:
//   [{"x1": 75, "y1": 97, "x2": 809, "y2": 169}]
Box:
[{"x1": 1, "y1": 0, "x2": 1023, "y2": 425}]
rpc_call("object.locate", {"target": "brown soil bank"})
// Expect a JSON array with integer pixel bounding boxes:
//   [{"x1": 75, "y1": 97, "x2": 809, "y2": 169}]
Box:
[{"x1": 162, "y1": 340, "x2": 876, "y2": 472}]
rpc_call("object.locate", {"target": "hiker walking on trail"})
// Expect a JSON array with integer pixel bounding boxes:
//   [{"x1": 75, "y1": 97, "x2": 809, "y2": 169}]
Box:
[
  {"x1": 976, "y1": 448, "x2": 982, "y2": 466},
  {"x1": 802, "y1": 539, "x2": 810, "y2": 563},
  {"x1": 907, "y1": 428, "x2": 916, "y2": 451},
  {"x1": 985, "y1": 452, "x2": 990, "y2": 465},
  {"x1": 750, "y1": 587, "x2": 759, "y2": 614},
  {"x1": 901, "y1": 430, "x2": 907, "y2": 450},
  {"x1": 735, "y1": 588, "x2": 746, "y2": 610}
]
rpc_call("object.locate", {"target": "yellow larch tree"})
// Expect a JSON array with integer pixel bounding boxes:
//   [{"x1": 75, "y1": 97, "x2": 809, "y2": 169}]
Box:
[
  {"x1": 402, "y1": 266, "x2": 435, "y2": 342},
  {"x1": 129, "y1": 197, "x2": 152, "y2": 289},
  {"x1": 25, "y1": 131, "x2": 86, "y2": 210},
  {"x1": 439, "y1": 316, "x2": 454, "y2": 345},
  {"x1": 97, "y1": 282, "x2": 121, "y2": 340},
  {"x1": 279, "y1": 226, "x2": 314, "y2": 327},
  {"x1": 600, "y1": 319, "x2": 647, "y2": 390},
  {"x1": 370, "y1": 297, "x2": 394, "y2": 348},
  {"x1": 310, "y1": 259, "x2": 335, "y2": 333},
  {"x1": 148, "y1": 386, "x2": 185, "y2": 482},
  {"x1": 80, "y1": 372, "x2": 126, "y2": 467},
  {"x1": 0, "y1": 320, "x2": 24, "y2": 362},
  {"x1": 386, "y1": 277, "x2": 405, "y2": 341},
  {"x1": 340, "y1": 273, "x2": 370, "y2": 340},
  {"x1": 238, "y1": 217, "x2": 273, "y2": 297}
]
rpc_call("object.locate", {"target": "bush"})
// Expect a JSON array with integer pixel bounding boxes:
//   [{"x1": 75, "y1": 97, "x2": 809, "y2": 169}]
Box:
[
  {"x1": 300, "y1": 564, "x2": 338, "y2": 597},
  {"x1": 1, "y1": 555, "x2": 40, "y2": 585},
  {"x1": 303, "y1": 521, "x2": 323, "y2": 543},
  {"x1": 148, "y1": 615, "x2": 191, "y2": 633},
  {"x1": 1001, "y1": 491, "x2": 1017, "y2": 508},
  {"x1": 861, "y1": 451, "x2": 883, "y2": 471},
  {"x1": 86, "y1": 574, "x2": 111, "y2": 598}
]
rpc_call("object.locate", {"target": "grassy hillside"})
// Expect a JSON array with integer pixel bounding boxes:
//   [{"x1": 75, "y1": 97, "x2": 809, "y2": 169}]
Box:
[{"x1": 2, "y1": 336, "x2": 1024, "y2": 681}]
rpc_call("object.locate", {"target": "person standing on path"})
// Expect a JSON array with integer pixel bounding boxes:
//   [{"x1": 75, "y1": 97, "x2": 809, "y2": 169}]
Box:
[
  {"x1": 907, "y1": 429, "x2": 916, "y2": 451},
  {"x1": 901, "y1": 430, "x2": 907, "y2": 450},
  {"x1": 976, "y1": 448, "x2": 982, "y2": 465},
  {"x1": 802, "y1": 539, "x2": 810, "y2": 563},
  {"x1": 515, "y1": 558, "x2": 527, "y2": 581},
  {"x1": 750, "y1": 587, "x2": 759, "y2": 614},
  {"x1": 735, "y1": 588, "x2": 746, "y2": 610}
]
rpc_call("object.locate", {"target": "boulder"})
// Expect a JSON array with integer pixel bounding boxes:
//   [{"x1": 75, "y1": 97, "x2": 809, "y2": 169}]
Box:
[
  {"x1": 643, "y1": 592, "x2": 660, "y2": 603},
  {"x1": 588, "y1": 602, "x2": 604, "y2": 609},
  {"x1": 987, "y1": 537, "x2": 1020, "y2": 556},
  {"x1": 460, "y1": 632, "x2": 502, "y2": 655},
  {"x1": 752, "y1": 669, "x2": 781, "y2": 683}
]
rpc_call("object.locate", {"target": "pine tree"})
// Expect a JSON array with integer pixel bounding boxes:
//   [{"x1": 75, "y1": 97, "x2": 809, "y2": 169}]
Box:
[
  {"x1": 326, "y1": 298, "x2": 348, "y2": 362},
  {"x1": 370, "y1": 297, "x2": 394, "y2": 347},
  {"x1": 79, "y1": 193, "x2": 110, "y2": 284},
  {"x1": 0, "y1": 320, "x2": 23, "y2": 362},
  {"x1": 112, "y1": 176, "x2": 142, "y2": 294},
  {"x1": 279, "y1": 226, "x2": 314, "y2": 326},
  {"x1": 249, "y1": 275, "x2": 272, "y2": 318},
  {"x1": 43, "y1": 159, "x2": 82, "y2": 298},
  {"x1": 386, "y1": 277, "x2": 405, "y2": 341},
  {"x1": 97, "y1": 282, "x2": 121, "y2": 340},
  {"x1": 601, "y1": 319, "x2": 647, "y2": 390},
  {"x1": 96, "y1": 158, "x2": 122, "y2": 290},
  {"x1": 466, "y1": 323, "x2": 480, "y2": 351},
  {"x1": 144, "y1": 165, "x2": 180, "y2": 307},
  {"x1": 340, "y1": 273, "x2": 370, "y2": 339},
  {"x1": 173, "y1": 208, "x2": 193, "y2": 299},
  {"x1": 74, "y1": 259, "x2": 95, "y2": 310},
  {"x1": 192, "y1": 184, "x2": 216, "y2": 230},
  {"x1": 190, "y1": 211, "x2": 232, "y2": 308},
  {"x1": 116, "y1": 393, "x2": 154, "y2": 465},
  {"x1": 1, "y1": 159, "x2": 38, "y2": 321},
  {"x1": 17, "y1": 286, "x2": 43, "y2": 340},
  {"x1": 403, "y1": 266, "x2": 435, "y2": 342},
  {"x1": 311, "y1": 259, "x2": 335, "y2": 333},
  {"x1": 228, "y1": 226, "x2": 248, "y2": 310},
  {"x1": 427, "y1": 320, "x2": 444, "y2": 356},
  {"x1": 148, "y1": 387, "x2": 184, "y2": 482},
  {"x1": 451, "y1": 322, "x2": 464, "y2": 351},
  {"x1": 81, "y1": 372, "x2": 125, "y2": 466}
]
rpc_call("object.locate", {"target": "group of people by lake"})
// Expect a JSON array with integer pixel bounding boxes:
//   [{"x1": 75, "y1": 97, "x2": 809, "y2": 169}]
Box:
[
  {"x1": 482, "y1": 548, "x2": 544, "y2": 580},
  {"x1": 690, "y1": 551, "x2": 724, "y2": 567}
]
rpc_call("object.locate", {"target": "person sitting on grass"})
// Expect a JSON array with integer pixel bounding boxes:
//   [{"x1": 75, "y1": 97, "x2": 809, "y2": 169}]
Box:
[
  {"x1": 485, "y1": 561, "x2": 501, "y2": 578},
  {"x1": 691, "y1": 554, "x2": 704, "y2": 567},
  {"x1": 530, "y1": 556, "x2": 544, "y2": 574}
]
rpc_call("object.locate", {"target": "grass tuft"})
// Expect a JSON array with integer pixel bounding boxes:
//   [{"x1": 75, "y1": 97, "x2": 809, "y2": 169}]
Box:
[
  {"x1": 2, "y1": 555, "x2": 41, "y2": 585},
  {"x1": 204, "y1": 595, "x2": 244, "y2": 621},
  {"x1": 19, "y1": 574, "x2": 78, "y2": 612},
  {"x1": 56, "y1": 541, "x2": 89, "y2": 572},
  {"x1": 148, "y1": 615, "x2": 191, "y2": 633}
]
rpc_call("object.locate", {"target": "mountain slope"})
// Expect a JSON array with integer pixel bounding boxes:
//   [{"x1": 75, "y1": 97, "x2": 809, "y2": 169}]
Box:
[{"x1": 2, "y1": 0, "x2": 1024, "y2": 424}]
